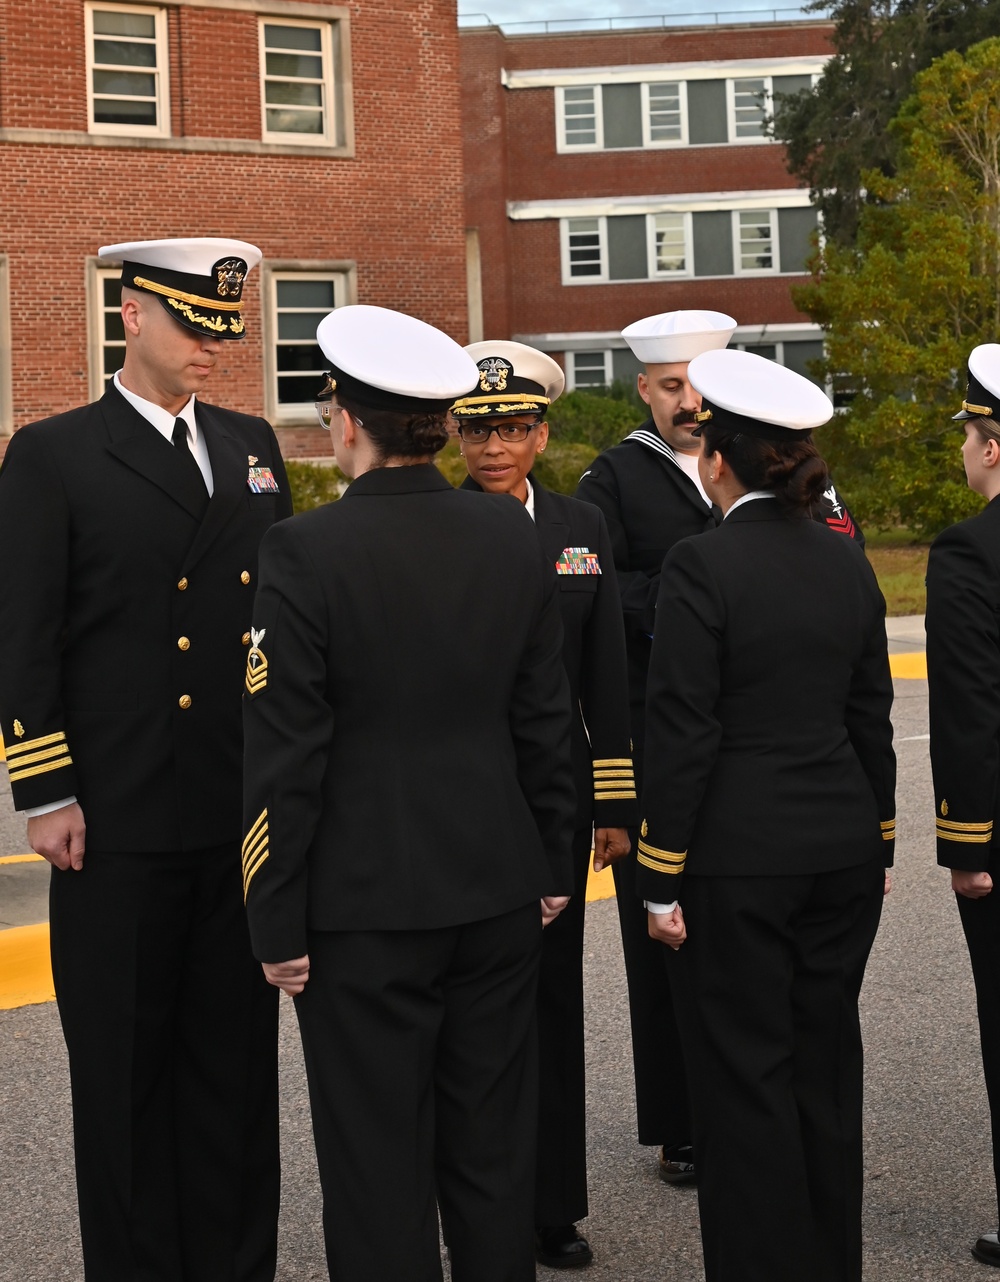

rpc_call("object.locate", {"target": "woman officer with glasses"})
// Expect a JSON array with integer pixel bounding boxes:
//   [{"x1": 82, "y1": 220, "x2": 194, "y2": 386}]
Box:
[
  {"x1": 242, "y1": 308, "x2": 577, "y2": 1282},
  {"x1": 453, "y1": 341, "x2": 637, "y2": 1272}
]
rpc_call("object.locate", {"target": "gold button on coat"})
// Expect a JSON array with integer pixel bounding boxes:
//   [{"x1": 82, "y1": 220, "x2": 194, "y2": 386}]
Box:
[
  {"x1": 177, "y1": 636, "x2": 191, "y2": 651},
  {"x1": 240, "y1": 571, "x2": 251, "y2": 584},
  {"x1": 242, "y1": 632, "x2": 251, "y2": 646},
  {"x1": 178, "y1": 695, "x2": 192, "y2": 710},
  {"x1": 177, "y1": 577, "x2": 188, "y2": 591}
]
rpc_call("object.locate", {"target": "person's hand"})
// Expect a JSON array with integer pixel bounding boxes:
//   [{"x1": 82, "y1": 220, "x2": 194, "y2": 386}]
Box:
[
  {"x1": 27, "y1": 802, "x2": 86, "y2": 871},
  {"x1": 952, "y1": 870, "x2": 993, "y2": 899},
  {"x1": 647, "y1": 903, "x2": 686, "y2": 950},
  {"x1": 541, "y1": 895, "x2": 570, "y2": 927},
  {"x1": 262, "y1": 956, "x2": 310, "y2": 996},
  {"x1": 884, "y1": 869, "x2": 892, "y2": 896},
  {"x1": 593, "y1": 827, "x2": 630, "y2": 872}
]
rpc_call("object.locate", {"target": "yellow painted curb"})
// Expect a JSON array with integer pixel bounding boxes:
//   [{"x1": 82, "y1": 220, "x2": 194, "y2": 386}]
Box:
[
  {"x1": 0, "y1": 922, "x2": 54, "y2": 1010},
  {"x1": 585, "y1": 861, "x2": 616, "y2": 903},
  {"x1": 0, "y1": 853, "x2": 43, "y2": 866},
  {"x1": 890, "y1": 652, "x2": 927, "y2": 680}
]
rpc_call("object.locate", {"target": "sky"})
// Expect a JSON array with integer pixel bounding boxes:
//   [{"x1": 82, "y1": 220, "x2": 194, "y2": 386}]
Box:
[{"x1": 457, "y1": 0, "x2": 823, "y2": 30}]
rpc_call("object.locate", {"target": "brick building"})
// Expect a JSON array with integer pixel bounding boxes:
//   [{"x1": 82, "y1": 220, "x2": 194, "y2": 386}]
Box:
[
  {"x1": 460, "y1": 16, "x2": 834, "y2": 390},
  {"x1": 0, "y1": 0, "x2": 469, "y2": 456}
]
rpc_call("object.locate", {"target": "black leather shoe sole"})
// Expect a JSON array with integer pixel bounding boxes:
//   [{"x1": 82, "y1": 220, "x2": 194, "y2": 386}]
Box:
[
  {"x1": 658, "y1": 1145, "x2": 697, "y2": 1187},
  {"x1": 972, "y1": 1238, "x2": 1000, "y2": 1268},
  {"x1": 535, "y1": 1228, "x2": 593, "y2": 1269}
]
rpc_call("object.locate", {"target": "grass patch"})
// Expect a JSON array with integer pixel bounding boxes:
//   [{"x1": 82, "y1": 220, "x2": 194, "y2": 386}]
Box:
[{"x1": 866, "y1": 545, "x2": 928, "y2": 617}]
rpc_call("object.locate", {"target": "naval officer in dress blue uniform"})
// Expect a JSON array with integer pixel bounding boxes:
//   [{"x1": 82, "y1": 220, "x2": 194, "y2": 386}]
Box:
[
  {"x1": 0, "y1": 238, "x2": 289, "y2": 1281},
  {"x1": 640, "y1": 350, "x2": 895, "y2": 1282},
  {"x1": 453, "y1": 341, "x2": 637, "y2": 1269},
  {"x1": 242, "y1": 306, "x2": 576, "y2": 1282},
  {"x1": 926, "y1": 344, "x2": 1000, "y2": 1270}
]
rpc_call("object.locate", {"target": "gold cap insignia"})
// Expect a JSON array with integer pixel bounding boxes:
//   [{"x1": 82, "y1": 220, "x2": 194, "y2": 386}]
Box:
[
  {"x1": 640, "y1": 819, "x2": 648, "y2": 838},
  {"x1": 941, "y1": 799, "x2": 949, "y2": 816},
  {"x1": 215, "y1": 257, "x2": 247, "y2": 299},
  {"x1": 694, "y1": 409, "x2": 713, "y2": 423},
  {"x1": 477, "y1": 357, "x2": 511, "y2": 393},
  {"x1": 12, "y1": 719, "x2": 24, "y2": 738}
]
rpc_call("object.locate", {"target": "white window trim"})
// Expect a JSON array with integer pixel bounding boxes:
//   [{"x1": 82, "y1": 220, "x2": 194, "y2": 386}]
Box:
[
  {"x1": 505, "y1": 56, "x2": 831, "y2": 91},
  {"x1": 87, "y1": 260, "x2": 128, "y2": 402},
  {"x1": 259, "y1": 16, "x2": 337, "y2": 146},
  {"x1": 567, "y1": 350, "x2": 612, "y2": 391},
  {"x1": 509, "y1": 187, "x2": 813, "y2": 221},
  {"x1": 640, "y1": 81, "x2": 688, "y2": 148},
  {"x1": 560, "y1": 217, "x2": 608, "y2": 285},
  {"x1": 726, "y1": 75, "x2": 773, "y2": 145},
  {"x1": 86, "y1": 2, "x2": 170, "y2": 139},
  {"x1": 646, "y1": 210, "x2": 692, "y2": 278},
  {"x1": 262, "y1": 262, "x2": 357, "y2": 425},
  {"x1": 0, "y1": 255, "x2": 11, "y2": 435},
  {"x1": 555, "y1": 84, "x2": 604, "y2": 153},
  {"x1": 731, "y1": 208, "x2": 780, "y2": 276}
]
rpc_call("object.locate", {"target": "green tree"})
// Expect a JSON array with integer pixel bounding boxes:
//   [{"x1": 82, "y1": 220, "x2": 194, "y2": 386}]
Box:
[
  {"x1": 798, "y1": 37, "x2": 1000, "y2": 536},
  {"x1": 773, "y1": 0, "x2": 1000, "y2": 246}
]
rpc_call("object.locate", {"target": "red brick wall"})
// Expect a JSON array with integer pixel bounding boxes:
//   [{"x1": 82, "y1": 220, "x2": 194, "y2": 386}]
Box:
[
  {"x1": 0, "y1": 1, "x2": 469, "y2": 459},
  {"x1": 461, "y1": 21, "x2": 831, "y2": 343}
]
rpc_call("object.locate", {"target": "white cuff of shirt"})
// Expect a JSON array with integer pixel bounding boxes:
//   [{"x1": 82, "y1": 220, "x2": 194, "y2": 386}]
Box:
[
  {"x1": 22, "y1": 796, "x2": 77, "y2": 819},
  {"x1": 645, "y1": 900, "x2": 678, "y2": 914}
]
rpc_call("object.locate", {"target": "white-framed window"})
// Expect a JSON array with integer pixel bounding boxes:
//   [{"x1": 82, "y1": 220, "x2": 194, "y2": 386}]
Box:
[
  {"x1": 641, "y1": 81, "x2": 686, "y2": 146},
  {"x1": 86, "y1": 3, "x2": 170, "y2": 137},
  {"x1": 264, "y1": 269, "x2": 352, "y2": 423},
  {"x1": 556, "y1": 85, "x2": 603, "y2": 151},
  {"x1": 733, "y1": 209, "x2": 778, "y2": 273},
  {"x1": 561, "y1": 217, "x2": 608, "y2": 282},
  {"x1": 727, "y1": 76, "x2": 772, "y2": 142},
  {"x1": 648, "y1": 212, "x2": 690, "y2": 276},
  {"x1": 569, "y1": 350, "x2": 612, "y2": 390},
  {"x1": 259, "y1": 18, "x2": 337, "y2": 145},
  {"x1": 91, "y1": 266, "x2": 128, "y2": 397}
]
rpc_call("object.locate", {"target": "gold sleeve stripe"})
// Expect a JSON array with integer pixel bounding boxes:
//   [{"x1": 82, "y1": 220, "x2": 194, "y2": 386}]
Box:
[
  {"x1": 6, "y1": 731, "x2": 68, "y2": 757},
  {"x1": 8, "y1": 754, "x2": 73, "y2": 783},
  {"x1": 241, "y1": 828, "x2": 267, "y2": 874},
  {"x1": 595, "y1": 789, "x2": 638, "y2": 800},
  {"x1": 936, "y1": 827, "x2": 992, "y2": 844},
  {"x1": 637, "y1": 838, "x2": 686, "y2": 868},
  {"x1": 880, "y1": 819, "x2": 896, "y2": 830},
  {"x1": 593, "y1": 758, "x2": 633, "y2": 769},
  {"x1": 637, "y1": 850, "x2": 685, "y2": 875},
  {"x1": 881, "y1": 827, "x2": 895, "y2": 841},
  {"x1": 242, "y1": 808, "x2": 268, "y2": 855},
  {"x1": 594, "y1": 770, "x2": 635, "y2": 780},
  {"x1": 936, "y1": 818, "x2": 992, "y2": 832},
  {"x1": 6, "y1": 743, "x2": 72, "y2": 770},
  {"x1": 243, "y1": 848, "x2": 269, "y2": 900}
]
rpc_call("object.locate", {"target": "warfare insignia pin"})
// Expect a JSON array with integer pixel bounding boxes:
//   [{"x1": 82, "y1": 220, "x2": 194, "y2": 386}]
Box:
[
  {"x1": 640, "y1": 820, "x2": 648, "y2": 838},
  {"x1": 941, "y1": 799, "x2": 949, "y2": 816},
  {"x1": 477, "y1": 357, "x2": 511, "y2": 393},
  {"x1": 245, "y1": 627, "x2": 268, "y2": 695},
  {"x1": 248, "y1": 455, "x2": 258, "y2": 466},
  {"x1": 12, "y1": 719, "x2": 24, "y2": 738}
]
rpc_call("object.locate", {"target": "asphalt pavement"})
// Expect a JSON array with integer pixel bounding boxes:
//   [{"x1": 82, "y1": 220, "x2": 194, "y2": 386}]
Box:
[{"x1": 1, "y1": 620, "x2": 996, "y2": 1280}]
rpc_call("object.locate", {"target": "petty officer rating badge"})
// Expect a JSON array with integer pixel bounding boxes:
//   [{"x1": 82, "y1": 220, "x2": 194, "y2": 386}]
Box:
[
  {"x1": 555, "y1": 546, "x2": 601, "y2": 575},
  {"x1": 245, "y1": 627, "x2": 268, "y2": 695}
]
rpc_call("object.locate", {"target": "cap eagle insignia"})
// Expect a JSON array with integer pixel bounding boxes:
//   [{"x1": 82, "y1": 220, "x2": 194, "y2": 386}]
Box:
[{"x1": 477, "y1": 357, "x2": 511, "y2": 393}]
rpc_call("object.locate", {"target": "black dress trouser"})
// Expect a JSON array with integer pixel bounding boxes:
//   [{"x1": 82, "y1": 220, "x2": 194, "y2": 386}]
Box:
[
  {"x1": 295, "y1": 903, "x2": 542, "y2": 1282},
  {"x1": 669, "y1": 860, "x2": 884, "y2": 1282},
  {"x1": 49, "y1": 845, "x2": 280, "y2": 1282},
  {"x1": 957, "y1": 883, "x2": 1000, "y2": 1224}
]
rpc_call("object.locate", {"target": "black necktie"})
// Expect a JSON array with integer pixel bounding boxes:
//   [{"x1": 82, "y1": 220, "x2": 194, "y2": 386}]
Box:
[{"x1": 172, "y1": 417, "x2": 209, "y2": 511}]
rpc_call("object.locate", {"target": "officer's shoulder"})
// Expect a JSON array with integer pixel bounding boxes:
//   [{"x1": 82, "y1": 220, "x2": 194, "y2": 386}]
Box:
[
  {"x1": 13, "y1": 401, "x2": 100, "y2": 443},
  {"x1": 198, "y1": 401, "x2": 274, "y2": 438}
]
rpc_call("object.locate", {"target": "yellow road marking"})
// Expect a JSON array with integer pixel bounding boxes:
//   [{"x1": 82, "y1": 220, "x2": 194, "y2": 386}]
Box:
[
  {"x1": 890, "y1": 652, "x2": 927, "y2": 680},
  {"x1": 0, "y1": 853, "x2": 43, "y2": 865},
  {"x1": 0, "y1": 922, "x2": 53, "y2": 1010},
  {"x1": 586, "y1": 862, "x2": 616, "y2": 903}
]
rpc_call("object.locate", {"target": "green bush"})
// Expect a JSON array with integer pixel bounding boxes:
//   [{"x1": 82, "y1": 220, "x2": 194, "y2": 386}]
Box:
[
  {"x1": 285, "y1": 459, "x2": 347, "y2": 513},
  {"x1": 547, "y1": 388, "x2": 644, "y2": 452}
]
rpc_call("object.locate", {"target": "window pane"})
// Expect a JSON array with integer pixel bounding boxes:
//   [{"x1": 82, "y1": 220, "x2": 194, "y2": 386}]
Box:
[
  {"x1": 277, "y1": 279, "x2": 336, "y2": 308},
  {"x1": 93, "y1": 68, "x2": 155, "y2": 97},
  {"x1": 738, "y1": 212, "x2": 773, "y2": 269},
  {"x1": 104, "y1": 311, "x2": 126, "y2": 342},
  {"x1": 102, "y1": 277, "x2": 121, "y2": 306},
  {"x1": 265, "y1": 23, "x2": 322, "y2": 51},
  {"x1": 733, "y1": 77, "x2": 767, "y2": 138},
  {"x1": 654, "y1": 214, "x2": 686, "y2": 273},
  {"x1": 573, "y1": 351, "x2": 608, "y2": 387},
  {"x1": 562, "y1": 87, "x2": 596, "y2": 146},
  {"x1": 276, "y1": 342, "x2": 326, "y2": 371},
  {"x1": 94, "y1": 97, "x2": 157, "y2": 125},
  {"x1": 277, "y1": 311, "x2": 328, "y2": 341},
  {"x1": 266, "y1": 107, "x2": 323, "y2": 134},
  {"x1": 94, "y1": 38, "x2": 156, "y2": 67},
  {"x1": 568, "y1": 219, "x2": 602, "y2": 277},
  {"x1": 265, "y1": 80, "x2": 322, "y2": 107},
  {"x1": 743, "y1": 344, "x2": 777, "y2": 360},
  {"x1": 93, "y1": 10, "x2": 155, "y2": 37},
  {"x1": 277, "y1": 373, "x2": 326, "y2": 403},
  {"x1": 648, "y1": 82, "x2": 681, "y2": 142},
  {"x1": 266, "y1": 51, "x2": 323, "y2": 80}
]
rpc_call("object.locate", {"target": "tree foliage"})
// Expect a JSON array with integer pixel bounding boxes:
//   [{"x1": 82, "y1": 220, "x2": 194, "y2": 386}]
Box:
[
  {"x1": 773, "y1": 0, "x2": 1000, "y2": 246},
  {"x1": 799, "y1": 37, "x2": 1000, "y2": 537}
]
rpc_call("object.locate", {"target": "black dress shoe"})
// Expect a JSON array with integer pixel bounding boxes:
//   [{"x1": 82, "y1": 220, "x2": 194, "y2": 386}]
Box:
[
  {"x1": 658, "y1": 1143, "x2": 697, "y2": 1186},
  {"x1": 973, "y1": 1231, "x2": 1000, "y2": 1266},
  {"x1": 535, "y1": 1224, "x2": 593, "y2": 1269}
]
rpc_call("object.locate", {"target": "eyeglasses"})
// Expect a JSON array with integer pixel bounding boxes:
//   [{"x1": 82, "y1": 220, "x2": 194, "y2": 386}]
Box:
[
  {"x1": 456, "y1": 421, "x2": 539, "y2": 444},
  {"x1": 315, "y1": 402, "x2": 362, "y2": 430}
]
